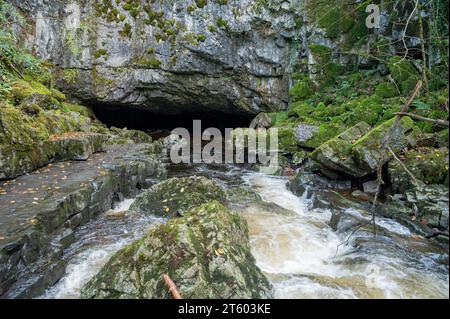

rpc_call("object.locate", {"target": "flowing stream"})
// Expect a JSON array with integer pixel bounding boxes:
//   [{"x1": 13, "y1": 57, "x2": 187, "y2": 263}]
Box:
[{"x1": 41, "y1": 163, "x2": 449, "y2": 299}]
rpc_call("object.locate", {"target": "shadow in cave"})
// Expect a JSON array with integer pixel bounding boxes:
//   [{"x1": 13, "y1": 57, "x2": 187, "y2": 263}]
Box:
[{"x1": 92, "y1": 104, "x2": 254, "y2": 133}]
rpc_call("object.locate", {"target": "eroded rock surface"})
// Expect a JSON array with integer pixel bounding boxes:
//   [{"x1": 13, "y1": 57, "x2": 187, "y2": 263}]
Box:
[
  {"x1": 130, "y1": 176, "x2": 227, "y2": 217},
  {"x1": 11, "y1": 0, "x2": 301, "y2": 114},
  {"x1": 0, "y1": 143, "x2": 166, "y2": 298},
  {"x1": 81, "y1": 201, "x2": 273, "y2": 299}
]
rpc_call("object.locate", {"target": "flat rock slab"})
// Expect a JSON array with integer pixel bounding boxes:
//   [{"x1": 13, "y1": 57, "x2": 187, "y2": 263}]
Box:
[{"x1": 0, "y1": 143, "x2": 165, "y2": 298}]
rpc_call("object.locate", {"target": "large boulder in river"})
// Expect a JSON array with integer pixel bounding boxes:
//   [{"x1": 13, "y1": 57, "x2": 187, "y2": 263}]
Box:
[
  {"x1": 309, "y1": 122, "x2": 371, "y2": 176},
  {"x1": 130, "y1": 176, "x2": 227, "y2": 217},
  {"x1": 81, "y1": 201, "x2": 273, "y2": 299},
  {"x1": 311, "y1": 117, "x2": 417, "y2": 177}
]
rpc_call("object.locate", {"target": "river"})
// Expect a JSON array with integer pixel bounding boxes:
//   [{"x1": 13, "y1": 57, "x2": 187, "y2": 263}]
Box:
[{"x1": 41, "y1": 163, "x2": 449, "y2": 299}]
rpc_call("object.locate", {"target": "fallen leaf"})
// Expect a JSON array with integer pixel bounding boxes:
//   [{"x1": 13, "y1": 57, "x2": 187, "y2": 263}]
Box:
[{"x1": 215, "y1": 248, "x2": 225, "y2": 256}]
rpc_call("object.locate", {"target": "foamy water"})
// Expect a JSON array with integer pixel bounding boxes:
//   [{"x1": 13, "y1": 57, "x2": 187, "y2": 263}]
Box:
[
  {"x1": 41, "y1": 199, "x2": 163, "y2": 299},
  {"x1": 242, "y1": 173, "x2": 449, "y2": 299},
  {"x1": 40, "y1": 170, "x2": 448, "y2": 299}
]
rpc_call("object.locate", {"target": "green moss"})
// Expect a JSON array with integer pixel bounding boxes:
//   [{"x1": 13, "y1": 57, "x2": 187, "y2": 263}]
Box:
[
  {"x1": 50, "y1": 88, "x2": 66, "y2": 102},
  {"x1": 62, "y1": 102, "x2": 94, "y2": 117},
  {"x1": 388, "y1": 56, "x2": 420, "y2": 94},
  {"x1": 268, "y1": 111, "x2": 289, "y2": 127},
  {"x1": 216, "y1": 17, "x2": 228, "y2": 29},
  {"x1": 289, "y1": 80, "x2": 314, "y2": 101},
  {"x1": 61, "y1": 69, "x2": 79, "y2": 84},
  {"x1": 196, "y1": 34, "x2": 207, "y2": 42},
  {"x1": 208, "y1": 24, "x2": 217, "y2": 33},
  {"x1": 196, "y1": 0, "x2": 207, "y2": 8},
  {"x1": 94, "y1": 49, "x2": 108, "y2": 59},
  {"x1": 375, "y1": 82, "x2": 399, "y2": 98},
  {"x1": 187, "y1": 4, "x2": 197, "y2": 14},
  {"x1": 119, "y1": 23, "x2": 132, "y2": 38},
  {"x1": 138, "y1": 57, "x2": 162, "y2": 68},
  {"x1": 122, "y1": 0, "x2": 140, "y2": 18}
]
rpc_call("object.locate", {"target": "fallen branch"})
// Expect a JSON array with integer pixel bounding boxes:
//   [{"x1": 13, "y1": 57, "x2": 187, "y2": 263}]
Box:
[
  {"x1": 387, "y1": 146, "x2": 420, "y2": 187},
  {"x1": 394, "y1": 112, "x2": 449, "y2": 127},
  {"x1": 163, "y1": 274, "x2": 182, "y2": 299},
  {"x1": 335, "y1": 81, "x2": 424, "y2": 252},
  {"x1": 369, "y1": 80, "x2": 423, "y2": 236}
]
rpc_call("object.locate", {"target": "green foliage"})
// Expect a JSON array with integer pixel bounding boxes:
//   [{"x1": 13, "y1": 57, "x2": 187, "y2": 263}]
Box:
[
  {"x1": 197, "y1": 34, "x2": 207, "y2": 42},
  {"x1": 119, "y1": 23, "x2": 133, "y2": 38},
  {"x1": 0, "y1": 1, "x2": 45, "y2": 81},
  {"x1": 388, "y1": 56, "x2": 420, "y2": 94},
  {"x1": 289, "y1": 80, "x2": 314, "y2": 101},
  {"x1": 94, "y1": 49, "x2": 108, "y2": 59},
  {"x1": 61, "y1": 69, "x2": 79, "y2": 84},
  {"x1": 216, "y1": 17, "x2": 229, "y2": 29},
  {"x1": 375, "y1": 82, "x2": 399, "y2": 98},
  {"x1": 196, "y1": 0, "x2": 208, "y2": 9}
]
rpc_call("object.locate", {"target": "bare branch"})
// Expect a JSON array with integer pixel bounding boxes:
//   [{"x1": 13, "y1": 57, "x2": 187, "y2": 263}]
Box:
[{"x1": 394, "y1": 113, "x2": 449, "y2": 127}]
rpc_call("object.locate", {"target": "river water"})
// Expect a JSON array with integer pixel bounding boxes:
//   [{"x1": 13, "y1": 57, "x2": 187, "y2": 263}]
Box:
[{"x1": 41, "y1": 163, "x2": 449, "y2": 299}]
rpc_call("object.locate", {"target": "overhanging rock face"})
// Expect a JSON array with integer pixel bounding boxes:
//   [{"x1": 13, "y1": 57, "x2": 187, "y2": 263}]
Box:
[{"x1": 13, "y1": 0, "x2": 300, "y2": 115}]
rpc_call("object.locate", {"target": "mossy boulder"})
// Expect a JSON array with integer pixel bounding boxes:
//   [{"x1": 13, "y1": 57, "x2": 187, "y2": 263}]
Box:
[
  {"x1": 109, "y1": 127, "x2": 153, "y2": 144},
  {"x1": 0, "y1": 142, "x2": 55, "y2": 180},
  {"x1": 311, "y1": 117, "x2": 417, "y2": 177},
  {"x1": 52, "y1": 133, "x2": 108, "y2": 161},
  {"x1": 130, "y1": 176, "x2": 227, "y2": 217},
  {"x1": 289, "y1": 80, "x2": 314, "y2": 101},
  {"x1": 351, "y1": 116, "x2": 417, "y2": 174},
  {"x1": 81, "y1": 201, "x2": 273, "y2": 299},
  {"x1": 375, "y1": 82, "x2": 398, "y2": 98},
  {"x1": 388, "y1": 147, "x2": 449, "y2": 193},
  {"x1": 62, "y1": 102, "x2": 94, "y2": 118},
  {"x1": 293, "y1": 122, "x2": 344, "y2": 149},
  {"x1": 310, "y1": 122, "x2": 371, "y2": 177},
  {"x1": 0, "y1": 96, "x2": 109, "y2": 179},
  {"x1": 388, "y1": 57, "x2": 420, "y2": 94}
]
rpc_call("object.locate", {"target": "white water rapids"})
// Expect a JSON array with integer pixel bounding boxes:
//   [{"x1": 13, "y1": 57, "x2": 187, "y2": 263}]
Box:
[
  {"x1": 242, "y1": 173, "x2": 449, "y2": 299},
  {"x1": 41, "y1": 170, "x2": 449, "y2": 299}
]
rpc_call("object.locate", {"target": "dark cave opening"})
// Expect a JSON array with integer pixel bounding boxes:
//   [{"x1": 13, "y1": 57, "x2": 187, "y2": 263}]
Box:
[{"x1": 92, "y1": 104, "x2": 255, "y2": 133}]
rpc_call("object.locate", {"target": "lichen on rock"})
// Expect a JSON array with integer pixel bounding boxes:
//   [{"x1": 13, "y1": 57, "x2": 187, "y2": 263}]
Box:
[
  {"x1": 81, "y1": 201, "x2": 273, "y2": 299},
  {"x1": 130, "y1": 176, "x2": 227, "y2": 217}
]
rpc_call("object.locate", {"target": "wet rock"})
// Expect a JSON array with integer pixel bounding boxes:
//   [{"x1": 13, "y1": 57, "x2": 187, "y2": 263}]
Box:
[
  {"x1": 13, "y1": 0, "x2": 298, "y2": 114},
  {"x1": 81, "y1": 201, "x2": 273, "y2": 299},
  {"x1": 105, "y1": 211, "x2": 128, "y2": 220},
  {"x1": 388, "y1": 184, "x2": 449, "y2": 229},
  {"x1": 351, "y1": 190, "x2": 374, "y2": 202},
  {"x1": 292, "y1": 151, "x2": 308, "y2": 165},
  {"x1": 311, "y1": 118, "x2": 416, "y2": 178},
  {"x1": 388, "y1": 147, "x2": 449, "y2": 193},
  {"x1": 294, "y1": 124, "x2": 319, "y2": 148},
  {"x1": 289, "y1": 171, "x2": 352, "y2": 199},
  {"x1": 250, "y1": 113, "x2": 272, "y2": 129},
  {"x1": 0, "y1": 143, "x2": 166, "y2": 298},
  {"x1": 363, "y1": 180, "x2": 379, "y2": 194},
  {"x1": 226, "y1": 186, "x2": 261, "y2": 206},
  {"x1": 130, "y1": 176, "x2": 226, "y2": 217},
  {"x1": 53, "y1": 133, "x2": 108, "y2": 161}
]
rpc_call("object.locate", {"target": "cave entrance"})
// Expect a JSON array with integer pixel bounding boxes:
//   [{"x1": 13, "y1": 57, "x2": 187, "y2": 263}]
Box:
[{"x1": 92, "y1": 104, "x2": 254, "y2": 137}]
